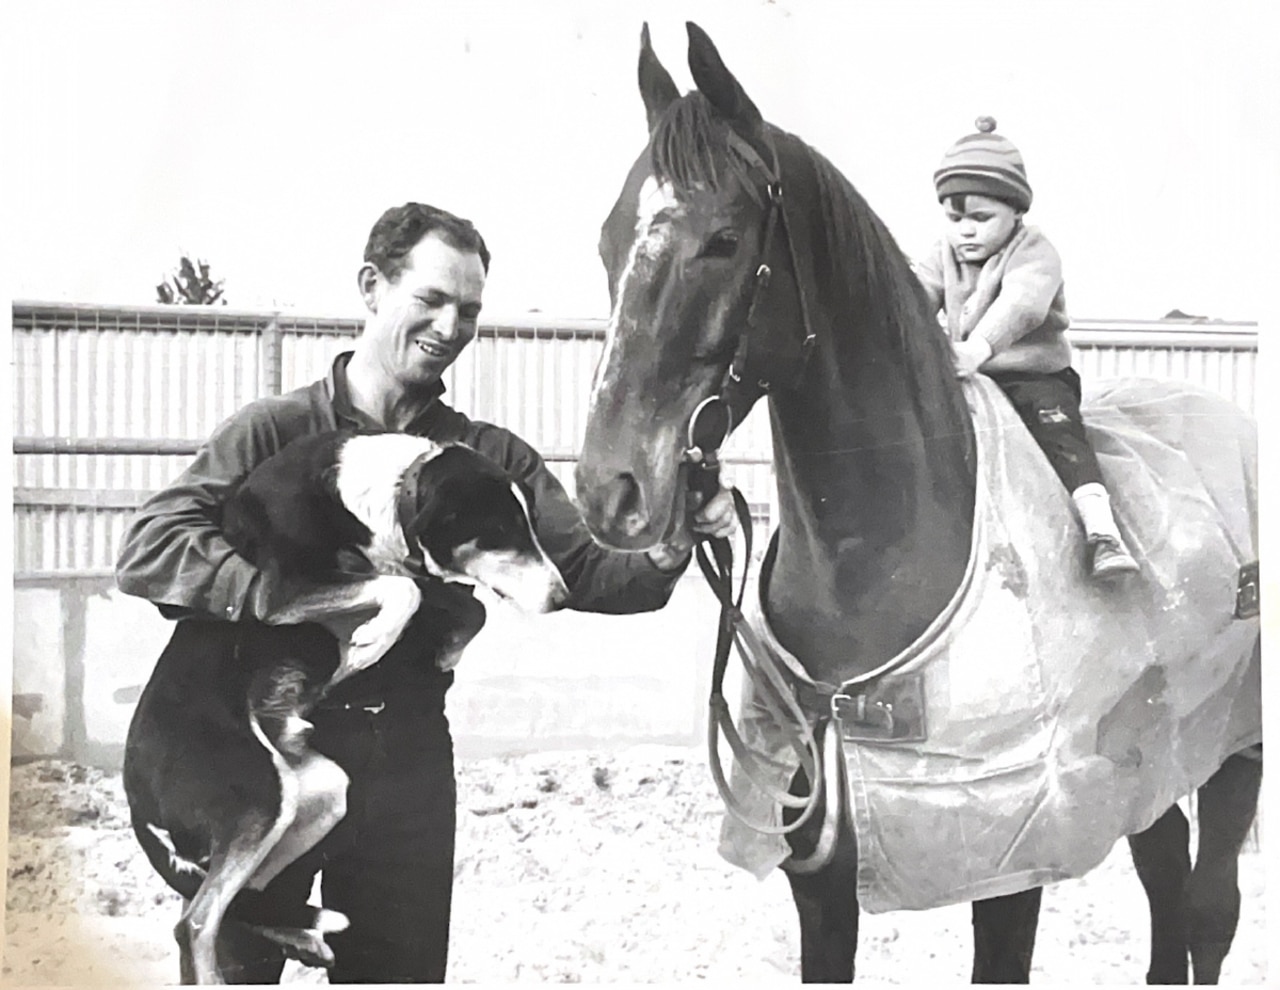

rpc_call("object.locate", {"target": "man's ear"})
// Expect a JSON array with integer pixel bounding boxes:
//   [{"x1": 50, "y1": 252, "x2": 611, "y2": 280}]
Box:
[{"x1": 356, "y1": 263, "x2": 381, "y2": 314}]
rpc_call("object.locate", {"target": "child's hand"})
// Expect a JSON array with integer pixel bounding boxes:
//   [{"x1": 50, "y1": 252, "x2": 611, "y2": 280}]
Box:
[{"x1": 951, "y1": 337, "x2": 993, "y2": 378}]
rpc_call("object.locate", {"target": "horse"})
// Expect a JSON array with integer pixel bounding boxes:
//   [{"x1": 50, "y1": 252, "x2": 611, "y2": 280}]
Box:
[{"x1": 573, "y1": 22, "x2": 1262, "y2": 985}]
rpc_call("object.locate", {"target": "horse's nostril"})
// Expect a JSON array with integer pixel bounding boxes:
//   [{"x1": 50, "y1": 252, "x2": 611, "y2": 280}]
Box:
[{"x1": 603, "y1": 472, "x2": 648, "y2": 536}]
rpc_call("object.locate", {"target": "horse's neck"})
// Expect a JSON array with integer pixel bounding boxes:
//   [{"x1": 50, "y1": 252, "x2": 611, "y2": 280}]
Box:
[{"x1": 763, "y1": 345, "x2": 976, "y2": 684}]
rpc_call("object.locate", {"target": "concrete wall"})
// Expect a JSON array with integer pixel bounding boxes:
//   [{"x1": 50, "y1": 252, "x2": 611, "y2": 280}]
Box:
[{"x1": 11, "y1": 571, "x2": 741, "y2": 769}]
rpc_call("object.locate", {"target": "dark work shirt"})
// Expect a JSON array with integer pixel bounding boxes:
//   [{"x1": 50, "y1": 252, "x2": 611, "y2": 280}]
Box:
[{"x1": 115, "y1": 352, "x2": 685, "y2": 696}]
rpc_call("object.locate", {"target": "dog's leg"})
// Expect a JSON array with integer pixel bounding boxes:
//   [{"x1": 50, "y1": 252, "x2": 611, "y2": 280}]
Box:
[
  {"x1": 335, "y1": 576, "x2": 422, "y2": 680},
  {"x1": 246, "y1": 750, "x2": 350, "y2": 894},
  {"x1": 178, "y1": 819, "x2": 293, "y2": 984},
  {"x1": 262, "y1": 575, "x2": 408, "y2": 626},
  {"x1": 263, "y1": 575, "x2": 422, "y2": 680},
  {"x1": 176, "y1": 717, "x2": 303, "y2": 984}
]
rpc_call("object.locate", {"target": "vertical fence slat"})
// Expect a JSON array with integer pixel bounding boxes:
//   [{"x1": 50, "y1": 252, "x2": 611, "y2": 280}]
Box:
[{"x1": 260, "y1": 318, "x2": 282, "y2": 397}]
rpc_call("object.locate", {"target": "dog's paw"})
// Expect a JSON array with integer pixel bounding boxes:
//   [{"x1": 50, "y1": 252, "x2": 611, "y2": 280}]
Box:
[
  {"x1": 345, "y1": 577, "x2": 421, "y2": 671},
  {"x1": 437, "y1": 643, "x2": 467, "y2": 672},
  {"x1": 436, "y1": 621, "x2": 484, "y2": 671},
  {"x1": 249, "y1": 910, "x2": 348, "y2": 968}
]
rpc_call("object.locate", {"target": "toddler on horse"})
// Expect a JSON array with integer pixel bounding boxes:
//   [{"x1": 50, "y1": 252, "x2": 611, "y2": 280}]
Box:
[{"x1": 914, "y1": 116, "x2": 1139, "y2": 582}]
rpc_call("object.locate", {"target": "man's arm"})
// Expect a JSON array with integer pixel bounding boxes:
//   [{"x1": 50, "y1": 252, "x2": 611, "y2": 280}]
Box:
[
  {"x1": 464, "y1": 423, "x2": 703, "y2": 615},
  {"x1": 115, "y1": 398, "x2": 311, "y2": 621}
]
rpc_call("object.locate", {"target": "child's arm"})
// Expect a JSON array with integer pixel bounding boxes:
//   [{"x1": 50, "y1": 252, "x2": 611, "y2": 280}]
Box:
[{"x1": 968, "y1": 232, "x2": 1063, "y2": 356}]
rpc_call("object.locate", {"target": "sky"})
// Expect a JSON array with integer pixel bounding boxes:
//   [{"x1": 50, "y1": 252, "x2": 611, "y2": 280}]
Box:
[{"x1": 2, "y1": 0, "x2": 1277, "y2": 322}]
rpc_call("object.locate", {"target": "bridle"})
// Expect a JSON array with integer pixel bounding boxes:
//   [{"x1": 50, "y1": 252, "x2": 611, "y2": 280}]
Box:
[
  {"x1": 679, "y1": 128, "x2": 849, "y2": 873},
  {"x1": 715, "y1": 127, "x2": 818, "y2": 423}
]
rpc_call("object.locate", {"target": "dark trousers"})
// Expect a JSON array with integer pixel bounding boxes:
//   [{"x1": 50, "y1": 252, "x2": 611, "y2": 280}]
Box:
[
  {"x1": 215, "y1": 680, "x2": 457, "y2": 984},
  {"x1": 987, "y1": 366, "x2": 1103, "y2": 493}
]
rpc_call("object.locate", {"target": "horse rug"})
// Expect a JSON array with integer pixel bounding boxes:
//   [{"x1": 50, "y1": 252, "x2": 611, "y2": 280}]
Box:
[{"x1": 718, "y1": 376, "x2": 1261, "y2": 913}]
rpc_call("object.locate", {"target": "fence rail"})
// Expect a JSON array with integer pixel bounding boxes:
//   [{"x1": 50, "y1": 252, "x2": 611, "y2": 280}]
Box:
[{"x1": 11, "y1": 301, "x2": 1259, "y2": 577}]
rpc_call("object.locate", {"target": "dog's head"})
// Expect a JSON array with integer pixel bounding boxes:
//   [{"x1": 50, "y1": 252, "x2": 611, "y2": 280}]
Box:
[{"x1": 402, "y1": 444, "x2": 569, "y2": 613}]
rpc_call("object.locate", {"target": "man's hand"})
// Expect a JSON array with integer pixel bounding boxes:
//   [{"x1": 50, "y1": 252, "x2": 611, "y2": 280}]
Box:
[
  {"x1": 646, "y1": 486, "x2": 740, "y2": 571},
  {"x1": 689, "y1": 485, "x2": 739, "y2": 540},
  {"x1": 951, "y1": 336, "x2": 993, "y2": 378}
]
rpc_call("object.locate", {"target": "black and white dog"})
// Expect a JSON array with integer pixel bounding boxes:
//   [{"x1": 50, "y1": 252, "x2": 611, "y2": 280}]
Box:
[{"x1": 123, "y1": 430, "x2": 568, "y2": 984}]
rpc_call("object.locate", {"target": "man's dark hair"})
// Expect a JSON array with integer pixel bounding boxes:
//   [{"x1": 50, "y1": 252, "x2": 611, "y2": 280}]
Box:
[{"x1": 363, "y1": 203, "x2": 491, "y2": 280}]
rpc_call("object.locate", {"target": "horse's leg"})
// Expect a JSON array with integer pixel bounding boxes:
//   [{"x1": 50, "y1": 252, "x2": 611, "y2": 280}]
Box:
[
  {"x1": 1127, "y1": 802, "x2": 1191, "y2": 984},
  {"x1": 1186, "y1": 750, "x2": 1262, "y2": 984},
  {"x1": 970, "y1": 887, "x2": 1042, "y2": 983},
  {"x1": 784, "y1": 760, "x2": 859, "y2": 983}
]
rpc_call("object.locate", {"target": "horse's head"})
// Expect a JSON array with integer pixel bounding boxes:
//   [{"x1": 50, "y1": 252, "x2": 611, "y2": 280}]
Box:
[{"x1": 577, "y1": 22, "x2": 805, "y2": 550}]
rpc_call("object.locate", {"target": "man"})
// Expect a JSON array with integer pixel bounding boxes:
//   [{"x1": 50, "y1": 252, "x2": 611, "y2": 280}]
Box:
[{"x1": 115, "y1": 202, "x2": 736, "y2": 983}]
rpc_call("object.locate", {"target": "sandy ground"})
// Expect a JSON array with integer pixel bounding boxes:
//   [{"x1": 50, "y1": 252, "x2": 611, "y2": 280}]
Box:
[{"x1": 2, "y1": 752, "x2": 1268, "y2": 985}]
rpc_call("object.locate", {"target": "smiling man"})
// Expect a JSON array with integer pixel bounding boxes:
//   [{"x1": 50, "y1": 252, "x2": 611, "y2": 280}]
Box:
[{"x1": 115, "y1": 202, "x2": 736, "y2": 983}]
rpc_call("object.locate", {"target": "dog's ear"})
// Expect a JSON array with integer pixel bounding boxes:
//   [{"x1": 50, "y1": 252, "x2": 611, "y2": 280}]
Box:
[{"x1": 408, "y1": 446, "x2": 468, "y2": 532}]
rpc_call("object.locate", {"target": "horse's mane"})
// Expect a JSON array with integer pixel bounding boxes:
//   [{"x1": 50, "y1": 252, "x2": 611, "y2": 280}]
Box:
[
  {"x1": 800, "y1": 139, "x2": 959, "y2": 403},
  {"x1": 649, "y1": 93, "x2": 960, "y2": 416}
]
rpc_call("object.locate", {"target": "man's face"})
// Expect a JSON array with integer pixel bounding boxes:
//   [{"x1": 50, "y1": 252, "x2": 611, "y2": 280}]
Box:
[
  {"x1": 943, "y1": 194, "x2": 1021, "y2": 264},
  {"x1": 362, "y1": 232, "x2": 487, "y2": 386}
]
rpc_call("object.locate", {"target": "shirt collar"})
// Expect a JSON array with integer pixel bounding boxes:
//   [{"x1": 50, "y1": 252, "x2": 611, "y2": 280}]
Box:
[{"x1": 326, "y1": 351, "x2": 448, "y2": 432}]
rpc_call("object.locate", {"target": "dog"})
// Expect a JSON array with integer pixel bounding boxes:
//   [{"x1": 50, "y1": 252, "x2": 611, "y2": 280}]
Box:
[{"x1": 123, "y1": 430, "x2": 568, "y2": 983}]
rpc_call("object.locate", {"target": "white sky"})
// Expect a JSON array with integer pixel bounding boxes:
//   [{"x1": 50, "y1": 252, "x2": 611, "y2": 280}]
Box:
[{"x1": 2, "y1": 0, "x2": 1277, "y2": 321}]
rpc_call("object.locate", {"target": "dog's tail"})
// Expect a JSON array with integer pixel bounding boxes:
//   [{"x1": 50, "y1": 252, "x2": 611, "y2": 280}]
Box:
[{"x1": 131, "y1": 813, "x2": 207, "y2": 902}]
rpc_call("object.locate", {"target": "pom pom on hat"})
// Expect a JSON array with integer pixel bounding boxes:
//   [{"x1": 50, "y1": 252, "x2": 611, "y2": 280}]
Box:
[{"x1": 934, "y1": 116, "x2": 1033, "y2": 212}]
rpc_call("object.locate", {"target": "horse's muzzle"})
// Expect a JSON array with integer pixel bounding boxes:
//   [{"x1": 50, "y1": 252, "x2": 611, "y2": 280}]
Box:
[{"x1": 575, "y1": 465, "x2": 659, "y2": 550}]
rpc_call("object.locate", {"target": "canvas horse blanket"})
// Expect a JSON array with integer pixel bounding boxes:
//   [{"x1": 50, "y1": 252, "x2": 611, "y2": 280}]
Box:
[{"x1": 718, "y1": 376, "x2": 1261, "y2": 913}]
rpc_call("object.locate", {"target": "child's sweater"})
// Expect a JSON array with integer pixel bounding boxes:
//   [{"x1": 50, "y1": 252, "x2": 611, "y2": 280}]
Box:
[{"x1": 914, "y1": 224, "x2": 1073, "y2": 375}]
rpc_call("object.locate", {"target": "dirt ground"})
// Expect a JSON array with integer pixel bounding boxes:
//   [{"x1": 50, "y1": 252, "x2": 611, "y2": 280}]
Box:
[{"x1": 2, "y1": 751, "x2": 1269, "y2": 985}]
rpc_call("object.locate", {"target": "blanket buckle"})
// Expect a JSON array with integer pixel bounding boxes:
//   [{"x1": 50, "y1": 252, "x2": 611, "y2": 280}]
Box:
[
  {"x1": 1235, "y1": 561, "x2": 1260, "y2": 619},
  {"x1": 831, "y1": 672, "x2": 927, "y2": 744}
]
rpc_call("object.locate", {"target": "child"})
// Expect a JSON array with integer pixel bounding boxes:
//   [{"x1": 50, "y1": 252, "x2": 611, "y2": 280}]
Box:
[{"x1": 913, "y1": 116, "x2": 1139, "y2": 582}]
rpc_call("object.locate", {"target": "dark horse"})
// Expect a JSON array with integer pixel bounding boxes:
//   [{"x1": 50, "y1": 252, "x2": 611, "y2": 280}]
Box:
[{"x1": 574, "y1": 23, "x2": 1262, "y2": 985}]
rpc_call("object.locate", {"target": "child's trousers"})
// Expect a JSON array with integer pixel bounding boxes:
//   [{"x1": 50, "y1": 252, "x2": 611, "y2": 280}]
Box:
[{"x1": 985, "y1": 366, "x2": 1102, "y2": 493}]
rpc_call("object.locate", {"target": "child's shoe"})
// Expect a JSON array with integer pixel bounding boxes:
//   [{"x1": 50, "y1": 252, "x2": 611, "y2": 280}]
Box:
[{"x1": 1087, "y1": 534, "x2": 1139, "y2": 582}]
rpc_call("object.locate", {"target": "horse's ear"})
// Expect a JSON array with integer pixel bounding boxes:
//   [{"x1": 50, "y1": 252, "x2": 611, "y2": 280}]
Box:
[
  {"x1": 639, "y1": 23, "x2": 679, "y2": 133},
  {"x1": 686, "y1": 21, "x2": 762, "y2": 136}
]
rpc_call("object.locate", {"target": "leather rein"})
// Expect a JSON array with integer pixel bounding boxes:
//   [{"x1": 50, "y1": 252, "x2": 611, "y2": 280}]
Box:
[{"x1": 680, "y1": 129, "x2": 848, "y2": 874}]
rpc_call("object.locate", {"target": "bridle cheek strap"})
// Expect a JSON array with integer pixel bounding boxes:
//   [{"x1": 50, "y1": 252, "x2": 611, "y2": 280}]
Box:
[{"x1": 723, "y1": 129, "x2": 817, "y2": 399}]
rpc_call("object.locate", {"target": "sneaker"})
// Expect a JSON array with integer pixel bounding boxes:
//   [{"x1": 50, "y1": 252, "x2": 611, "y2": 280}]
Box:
[{"x1": 1088, "y1": 535, "x2": 1139, "y2": 582}]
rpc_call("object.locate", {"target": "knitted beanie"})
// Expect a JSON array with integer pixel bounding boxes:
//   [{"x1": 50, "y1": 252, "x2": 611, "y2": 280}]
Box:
[{"x1": 934, "y1": 116, "x2": 1033, "y2": 212}]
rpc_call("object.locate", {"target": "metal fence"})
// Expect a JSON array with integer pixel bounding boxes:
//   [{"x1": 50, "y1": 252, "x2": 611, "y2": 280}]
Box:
[{"x1": 11, "y1": 301, "x2": 1259, "y2": 578}]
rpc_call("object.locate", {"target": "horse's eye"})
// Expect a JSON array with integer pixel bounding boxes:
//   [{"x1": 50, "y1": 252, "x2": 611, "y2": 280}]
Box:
[{"x1": 700, "y1": 230, "x2": 740, "y2": 260}]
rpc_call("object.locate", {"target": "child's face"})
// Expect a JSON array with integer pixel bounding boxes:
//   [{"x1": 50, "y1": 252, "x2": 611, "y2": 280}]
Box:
[{"x1": 943, "y1": 194, "x2": 1021, "y2": 263}]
